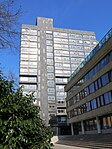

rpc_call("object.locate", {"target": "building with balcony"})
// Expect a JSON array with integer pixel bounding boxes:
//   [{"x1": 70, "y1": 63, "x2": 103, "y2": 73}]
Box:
[
  {"x1": 19, "y1": 17, "x2": 97, "y2": 135},
  {"x1": 65, "y1": 29, "x2": 112, "y2": 135}
]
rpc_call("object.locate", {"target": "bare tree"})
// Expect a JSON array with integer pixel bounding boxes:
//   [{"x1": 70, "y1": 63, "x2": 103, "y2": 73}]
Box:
[{"x1": 0, "y1": 0, "x2": 22, "y2": 49}]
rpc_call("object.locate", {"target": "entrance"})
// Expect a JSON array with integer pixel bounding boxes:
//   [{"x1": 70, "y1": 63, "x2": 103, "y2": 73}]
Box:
[{"x1": 73, "y1": 122, "x2": 81, "y2": 135}]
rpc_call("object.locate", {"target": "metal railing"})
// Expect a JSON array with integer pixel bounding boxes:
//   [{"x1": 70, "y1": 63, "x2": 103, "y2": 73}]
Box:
[{"x1": 68, "y1": 28, "x2": 112, "y2": 82}]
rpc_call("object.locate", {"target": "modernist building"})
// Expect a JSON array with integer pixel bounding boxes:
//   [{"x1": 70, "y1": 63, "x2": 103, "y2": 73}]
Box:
[
  {"x1": 65, "y1": 28, "x2": 112, "y2": 135},
  {"x1": 19, "y1": 17, "x2": 97, "y2": 135}
]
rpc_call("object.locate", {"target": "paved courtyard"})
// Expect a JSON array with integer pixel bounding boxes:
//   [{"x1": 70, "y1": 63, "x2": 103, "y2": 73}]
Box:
[{"x1": 54, "y1": 144, "x2": 88, "y2": 149}]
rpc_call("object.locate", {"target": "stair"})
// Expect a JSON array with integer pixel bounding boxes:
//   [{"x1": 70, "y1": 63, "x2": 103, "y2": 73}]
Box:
[{"x1": 56, "y1": 134, "x2": 112, "y2": 149}]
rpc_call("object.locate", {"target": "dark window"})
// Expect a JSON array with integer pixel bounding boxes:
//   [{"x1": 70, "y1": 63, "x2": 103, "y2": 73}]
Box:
[
  {"x1": 82, "y1": 104, "x2": 86, "y2": 113},
  {"x1": 97, "y1": 63, "x2": 101, "y2": 71},
  {"x1": 104, "y1": 92, "x2": 110, "y2": 104},
  {"x1": 76, "y1": 93, "x2": 80, "y2": 101},
  {"x1": 110, "y1": 91, "x2": 112, "y2": 103},
  {"x1": 100, "y1": 95, "x2": 105, "y2": 106},
  {"x1": 110, "y1": 51, "x2": 112, "y2": 61},
  {"x1": 95, "y1": 80, "x2": 99, "y2": 90},
  {"x1": 98, "y1": 78, "x2": 102, "y2": 88},
  {"x1": 81, "y1": 90, "x2": 85, "y2": 98},
  {"x1": 86, "y1": 102, "x2": 91, "y2": 111},
  {"x1": 110, "y1": 70, "x2": 112, "y2": 81},
  {"x1": 104, "y1": 92, "x2": 112, "y2": 104},
  {"x1": 91, "y1": 98, "x2": 97, "y2": 109},
  {"x1": 101, "y1": 73, "x2": 109, "y2": 86},
  {"x1": 97, "y1": 97, "x2": 101, "y2": 108},
  {"x1": 77, "y1": 108, "x2": 81, "y2": 115},
  {"x1": 84, "y1": 88, "x2": 88, "y2": 97},
  {"x1": 74, "y1": 109, "x2": 78, "y2": 116},
  {"x1": 101, "y1": 58, "x2": 105, "y2": 68},
  {"x1": 84, "y1": 119, "x2": 97, "y2": 131},
  {"x1": 89, "y1": 83, "x2": 95, "y2": 94},
  {"x1": 79, "y1": 92, "x2": 83, "y2": 100}
]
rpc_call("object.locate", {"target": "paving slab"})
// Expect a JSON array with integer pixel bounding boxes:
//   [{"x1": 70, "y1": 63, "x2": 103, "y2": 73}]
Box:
[{"x1": 54, "y1": 144, "x2": 88, "y2": 149}]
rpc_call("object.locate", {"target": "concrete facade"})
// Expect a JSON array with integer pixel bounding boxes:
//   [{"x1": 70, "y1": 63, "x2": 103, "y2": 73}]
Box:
[
  {"x1": 65, "y1": 28, "x2": 112, "y2": 135},
  {"x1": 19, "y1": 17, "x2": 97, "y2": 135}
]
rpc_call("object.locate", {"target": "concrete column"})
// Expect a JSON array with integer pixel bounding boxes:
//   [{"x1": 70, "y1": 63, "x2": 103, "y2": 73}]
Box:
[
  {"x1": 71, "y1": 123, "x2": 74, "y2": 135},
  {"x1": 96, "y1": 116, "x2": 101, "y2": 134},
  {"x1": 81, "y1": 121, "x2": 85, "y2": 135},
  {"x1": 56, "y1": 127, "x2": 58, "y2": 136}
]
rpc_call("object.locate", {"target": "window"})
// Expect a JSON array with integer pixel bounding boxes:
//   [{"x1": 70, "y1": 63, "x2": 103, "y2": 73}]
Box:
[
  {"x1": 22, "y1": 28, "x2": 37, "y2": 35},
  {"x1": 76, "y1": 40, "x2": 83, "y2": 45},
  {"x1": 62, "y1": 44, "x2": 69, "y2": 49},
  {"x1": 47, "y1": 88, "x2": 55, "y2": 94},
  {"x1": 54, "y1": 44, "x2": 62, "y2": 49},
  {"x1": 56, "y1": 92, "x2": 65, "y2": 97},
  {"x1": 100, "y1": 95, "x2": 105, "y2": 106},
  {"x1": 84, "y1": 119, "x2": 97, "y2": 131},
  {"x1": 47, "y1": 53, "x2": 53, "y2": 58},
  {"x1": 56, "y1": 85, "x2": 64, "y2": 92},
  {"x1": 47, "y1": 73, "x2": 54, "y2": 79},
  {"x1": 83, "y1": 35, "x2": 89, "y2": 39},
  {"x1": 69, "y1": 39, "x2": 75, "y2": 44},
  {"x1": 46, "y1": 40, "x2": 52, "y2": 45},
  {"x1": 29, "y1": 55, "x2": 37, "y2": 59},
  {"x1": 86, "y1": 102, "x2": 91, "y2": 111},
  {"x1": 48, "y1": 96, "x2": 55, "y2": 101},
  {"x1": 95, "y1": 80, "x2": 99, "y2": 90},
  {"x1": 89, "y1": 35, "x2": 96, "y2": 40},
  {"x1": 29, "y1": 69, "x2": 37, "y2": 75},
  {"x1": 20, "y1": 68, "x2": 28, "y2": 74},
  {"x1": 101, "y1": 73, "x2": 109, "y2": 86},
  {"x1": 55, "y1": 78, "x2": 67, "y2": 84},
  {"x1": 91, "y1": 98, "x2": 97, "y2": 109},
  {"x1": 21, "y1": 35, "x2": 37, "y2": 41},
  {"x1": 20, "y1": 77, "x2": 28, "y2": 82},
  {"x1": 97, "y1": 97, "x2": 100, "y2": 108},
  {"x1": 58, "y1": 109, "x2": 65, "y2": 113},
  {"x1": 47, "y1": 59, "x2": 53, "y2": 65},
  {"x1": 55, "y1": 63, "x2": 62, "y2": 67},
  {"x1": 54, "y1": 32, "x2": 67, "y2": 38},
  {"x1": 54, "y1": 38, "x2": 61, "y2": 43},
  {"x1": 101, "y1": 115, "x2": 112, "y2": 129},
  {"x1": 55, "y1": 70, "x2": 63, "y2": 74},
  {"x1": 21, "y1": 48, "x2": 29, "y2": 53},
  {"x1": 98, "y1": 78, "x2": 102, "y2": 88},
  {"x1": 23, "y1": 84, "x2": 37, "y2": 90},
  {"x1": 84, "y1": 87, "x2": 89, "y2": 96},
  {"x1": 46, "y1": 34, "x2": 52, "y2": 39},
  {"x1": 46, "y1": 46, "x2": 53, "y2": 52},
  {"x1": 29, "y1": 77, "x2": 37, "y2": 82},
  {"x1": 47, "y1": 66, "x2": 54, "y2": 72},
  {"x1": 47, "y1": 81, "x2": 54, "y2": 87},
  {"x1": 84, "y1": 40, "x2": 90, "y2": 45},
  {"x1": 110, "y1": 70, "x2": 112, "y2": 81},
  {"x1": 30, "y1": 42, "x2": 37, "y2": 47},
  {"x1": 30, "y1": 29, "x2": 37, "y2": 35},
  {"x1": 63, "y1": 63, "x2": 70, "y2": 67},
  {"x1": 63, "y1": 70, "x2": 70, "y2": 75},
  {"x1": 92, "y1": 41, "x2": 97, "y2": 45},
  {"x1": 104, "y1": 92, "x2": 112, "y2": 105},
  {"x1": 61, "y1": 38, "x2": 68, "y2": 44},
  {"x1": 89, "y1": 83, "x2": 95, "y2": 94},
  {"x1": 75, "y1": 34, "x2": 82, "y2": 39},
  {"x1": 58, "y1": 117, "x2": 66, "y2": 123},
  {"x1": 69, "y1": 34, "x2": 75, "y2": 38}
]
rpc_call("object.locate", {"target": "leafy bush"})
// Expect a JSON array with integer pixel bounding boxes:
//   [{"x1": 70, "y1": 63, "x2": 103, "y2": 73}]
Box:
[{"x1": 0, "y1": 73, "x2": 53, "y2": 149}]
